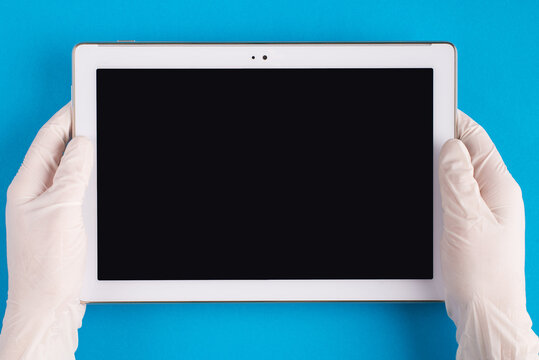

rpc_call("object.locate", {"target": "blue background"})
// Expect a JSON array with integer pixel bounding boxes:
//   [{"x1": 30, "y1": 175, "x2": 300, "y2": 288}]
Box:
[{"x1": 0, "y1": 0, "x2": 538, "y2": 358}]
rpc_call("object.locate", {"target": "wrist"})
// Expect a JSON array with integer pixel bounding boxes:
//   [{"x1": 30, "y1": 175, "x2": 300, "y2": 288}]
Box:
[
  {"x1": 449, "y1": 297, "x2": 539, "y2": 359},
  {"x1": 0, "y1": 298, "x2": 85, "y2": 360}
]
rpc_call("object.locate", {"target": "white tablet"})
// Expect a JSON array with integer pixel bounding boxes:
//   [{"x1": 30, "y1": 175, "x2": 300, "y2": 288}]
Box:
[{"x1": 73, "y1": 42, "x2": 456, "y2": 302}]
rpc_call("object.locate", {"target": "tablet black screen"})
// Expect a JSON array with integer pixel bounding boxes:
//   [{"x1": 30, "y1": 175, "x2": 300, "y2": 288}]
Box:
[{"x1": 96, "y1": 68, "x2": 433, "y2": 280}]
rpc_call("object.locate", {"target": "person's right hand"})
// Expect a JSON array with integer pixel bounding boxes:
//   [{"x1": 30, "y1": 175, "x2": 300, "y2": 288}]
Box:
[
  {"x1": 0, "y1": 103, "x2": 93, "y2": 360},
  {"x1": 439, "y1": 110, "x2": 539, "y2": 359}
]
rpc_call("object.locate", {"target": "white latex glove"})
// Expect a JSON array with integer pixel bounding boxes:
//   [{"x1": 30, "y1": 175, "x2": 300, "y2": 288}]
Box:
[
  {"x1": 0, "y1": 103, "x2": 93, "y2": 360},
  {"x1": 440, "y1": 110, "x2": 539, "y2": 359}
]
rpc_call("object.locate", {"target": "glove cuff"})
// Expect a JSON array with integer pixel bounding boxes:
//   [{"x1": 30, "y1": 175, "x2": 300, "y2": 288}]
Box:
[
  {"x1": 449, "y1": 297, "x2": 539, "y2": 360},
  {"x1": 0, "y1": 298, "x2": 85, "y2": 360}
]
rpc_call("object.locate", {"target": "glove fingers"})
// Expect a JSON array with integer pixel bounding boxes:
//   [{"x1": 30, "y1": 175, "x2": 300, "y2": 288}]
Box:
[
  {"x1": 8, "y1": 103, "x2": 72, "y2": 202},
  {"x1": 439, "y1": 139, "x2": 494, "y2": 232},
  {"x1": 49, "y1": 136, "x2": 94, "y2": 202},
  {"x1": 456, "y1": 110, "x2": 523, "y2": 224}
]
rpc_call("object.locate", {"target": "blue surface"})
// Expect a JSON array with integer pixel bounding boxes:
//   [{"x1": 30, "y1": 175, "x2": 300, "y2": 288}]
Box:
[{"x1": 0, "y1": 0, "x2": 538, "y2": 358}]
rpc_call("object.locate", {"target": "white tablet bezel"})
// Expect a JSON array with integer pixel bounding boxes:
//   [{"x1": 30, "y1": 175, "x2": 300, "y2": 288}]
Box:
[{"x1": 73, "y1": 42, "x2": 456, "y2": 302}]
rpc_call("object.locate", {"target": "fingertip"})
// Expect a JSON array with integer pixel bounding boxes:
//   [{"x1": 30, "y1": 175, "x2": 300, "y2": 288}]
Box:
[
  {"x1": 45, "y1": 102, "x2": 72, "y2": 134},
  {"x1": 31, "y1": 103, "x2": 72, "y2": 155},
  {"x1": 456, "y1": 110, "x2": 477, "y2": 140},
  {"x1": 68, "y1": 135, "x2": 92, "y2": 150},
  {"x1": 441, "y1": 138, "x2": 464, "y2": 152},
  {"x1": 53, "y1": 136, "x2": 94, "y2": 187},
  {"x1": 439, "y1": 138, "x2": 472, "y2": 174},
  {"x1": 455, "y1": 111, "x2": 493, "y2": 154},
  {"x1": 64, "y1": 136, "x2": 94, "y2": 176}
]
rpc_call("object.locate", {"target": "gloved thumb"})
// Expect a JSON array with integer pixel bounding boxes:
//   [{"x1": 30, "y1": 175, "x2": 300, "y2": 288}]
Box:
[
  {"x1": 439, "y1": 139, "x2": 493, "y2": 230},
  {"x1": 48, "y1": 136, "x2": 94, "y2": 202}
]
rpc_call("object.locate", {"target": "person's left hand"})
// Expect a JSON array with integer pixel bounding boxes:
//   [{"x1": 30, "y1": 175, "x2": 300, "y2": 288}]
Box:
[{"x1": 0, "y1": 103, "x2": 93, "y2": 360}]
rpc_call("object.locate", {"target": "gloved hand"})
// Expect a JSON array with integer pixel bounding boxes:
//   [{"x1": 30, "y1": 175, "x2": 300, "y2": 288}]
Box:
[
  {"x1": 439, "y1": 110, "x2": 539, "y2": 359},
  {"x1": 0, "y1": 103, "x2": 93, "y2": 360}
]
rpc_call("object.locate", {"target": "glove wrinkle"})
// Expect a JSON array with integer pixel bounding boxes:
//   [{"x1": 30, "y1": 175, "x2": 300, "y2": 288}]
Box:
[
  {"x1": 0, "y1": 103, "x2": 92, "y2": 360},
  {"x1": 441, "y1": 111, "x2": 539, "y2": 360},
  {"x1": 454, "y1": 297, "x2": 538, "y2": 360}
]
